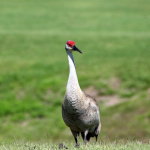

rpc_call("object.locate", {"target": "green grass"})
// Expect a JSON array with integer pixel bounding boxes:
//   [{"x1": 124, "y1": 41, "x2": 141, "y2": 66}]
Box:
[
  {"x1": 0, "y1": 0, "x2": 150, "y2": 143},
  {"x1": 0, "y1": 141, "x2": 150, "y2": 150}
]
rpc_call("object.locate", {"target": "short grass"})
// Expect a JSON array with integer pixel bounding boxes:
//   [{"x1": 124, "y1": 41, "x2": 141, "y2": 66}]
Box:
[
  {"x1": 0, "y1": 0, "x2": 150, "y2": 143},
  {"x1": 0, "y1": 141, "x2": 150, "y2": 150}
]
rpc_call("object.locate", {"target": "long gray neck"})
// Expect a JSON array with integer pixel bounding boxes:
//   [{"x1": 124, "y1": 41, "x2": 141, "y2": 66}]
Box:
[{"x1": 66, "y1": 51, "x2": 82, "y2": 95}]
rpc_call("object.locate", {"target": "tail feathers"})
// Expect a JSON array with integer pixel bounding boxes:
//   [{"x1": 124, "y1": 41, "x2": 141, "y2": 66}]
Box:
[
  {"x1": 86, "y1": 126, "x2": 100, "y2": 142},
  {"x1": 86, "y1": 132, "x2": 92, "y2": 141},
  {"x1": 81, "y1": 132, "x2": 95, "y2": 142}
]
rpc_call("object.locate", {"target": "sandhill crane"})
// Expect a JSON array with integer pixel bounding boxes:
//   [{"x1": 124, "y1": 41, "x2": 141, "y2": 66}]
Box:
[{"x1": 62, "y1": 40, "x2": 101, "y2": 147}]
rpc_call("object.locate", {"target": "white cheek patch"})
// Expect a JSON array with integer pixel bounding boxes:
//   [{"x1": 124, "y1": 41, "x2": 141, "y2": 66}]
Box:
[{"x1": 66, "y1": 44, "x2": 72, "y2": 50}]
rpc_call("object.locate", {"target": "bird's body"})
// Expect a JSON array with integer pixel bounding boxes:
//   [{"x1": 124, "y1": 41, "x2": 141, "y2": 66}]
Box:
[{"x1": 62, "y1": 41, "x2": 101, "y2": 146}]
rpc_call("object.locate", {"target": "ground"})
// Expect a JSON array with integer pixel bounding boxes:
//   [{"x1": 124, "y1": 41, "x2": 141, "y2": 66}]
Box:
[{"x1": 0, "y1": 141, "x2": 150, "y2": 150}]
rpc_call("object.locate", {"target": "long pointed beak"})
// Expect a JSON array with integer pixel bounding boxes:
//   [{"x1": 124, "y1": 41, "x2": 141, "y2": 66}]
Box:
[{"x1": 73, "y1": 45, "x2": 82, "y2": 53}]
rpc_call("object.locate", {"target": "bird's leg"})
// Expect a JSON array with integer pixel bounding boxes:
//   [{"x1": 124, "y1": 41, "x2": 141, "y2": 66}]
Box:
[
  {"x1": 95, "y1": 135, "x2": 98, "y2": 142},
  {"x1": 81, "y1": 132, "x2": 84, "y2": 141},
  {"x1": 83, "y1": 130, "x2": 88, "y2": 144},
  {"x1": 95, "y1": 126, "x2": 99, "y2": 142},
  {"x1": 70, "y1": 129, "x2": 80, "y2": 147},
  {"x1": 74, "y1": 137, "x2": 80, "y2": 148}
]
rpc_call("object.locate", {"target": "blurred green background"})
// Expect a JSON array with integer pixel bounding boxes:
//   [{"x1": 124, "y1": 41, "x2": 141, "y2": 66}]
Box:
[{"x1": 0, "y1": 0, "x2": 150, "y2": 143}]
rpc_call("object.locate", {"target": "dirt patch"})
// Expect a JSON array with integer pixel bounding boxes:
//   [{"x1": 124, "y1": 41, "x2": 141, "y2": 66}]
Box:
[
  {"x1": 16, "y1": 89, "x2": 26, "y2": 100},
  {"x1": 84, "y1": 86, "x2": 126, "y2": 107},
  {"x1": 43, "y1": 89, "x2": 53, "y2": 100},
  {"x1": 109, "y1": 77, "x2": 121, "y2": 89},
  {"x1": 97, "y1": 95, "x2": 125, "y2": 107},
  {"x1": 20, "y1": 121, "x2": 28, "y2": 127},
  {"x1": 84, "y1": 86, "x2": 99, "y2": 98}
]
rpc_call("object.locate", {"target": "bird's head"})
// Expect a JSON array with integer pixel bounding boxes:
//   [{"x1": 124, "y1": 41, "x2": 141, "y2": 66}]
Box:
[{"x1": 65, "y1": 40, "x2": 82, "y2": 53}]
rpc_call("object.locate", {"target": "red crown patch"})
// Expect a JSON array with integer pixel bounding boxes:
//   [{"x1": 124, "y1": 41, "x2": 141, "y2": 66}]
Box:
[{"x1": 66, "y1": 40, "x2": 75, "y2": 47}]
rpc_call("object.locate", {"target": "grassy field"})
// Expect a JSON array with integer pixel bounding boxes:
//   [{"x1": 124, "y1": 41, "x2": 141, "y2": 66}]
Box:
[
  {"x1": 0, "y1": 0, "x2": 150, "y2": 145},
  {"x1": 0, "y1": 141, "x2": 150, "y2": 150}
]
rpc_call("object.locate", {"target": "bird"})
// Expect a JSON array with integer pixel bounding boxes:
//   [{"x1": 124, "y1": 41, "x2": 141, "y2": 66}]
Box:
[{"x1": 62, "y1": 40, "x2": 101, "y2": 147}]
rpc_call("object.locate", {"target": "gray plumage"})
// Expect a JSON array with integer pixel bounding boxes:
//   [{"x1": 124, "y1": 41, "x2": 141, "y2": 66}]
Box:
[{"x1": 62, "y1": 41, "x2": 101, "y2": 146}]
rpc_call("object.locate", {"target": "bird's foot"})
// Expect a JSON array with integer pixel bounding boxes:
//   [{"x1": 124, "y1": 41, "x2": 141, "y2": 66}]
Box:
[
  {"x1": 75, "y1": 143, "x2": 80, "y2": 148},
  {"x1": 58, "y1": 143, "x2": 68, "y2": 149},
  {"x1": 84, "y1": 139, "x2": 88, "y2": 145}
]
